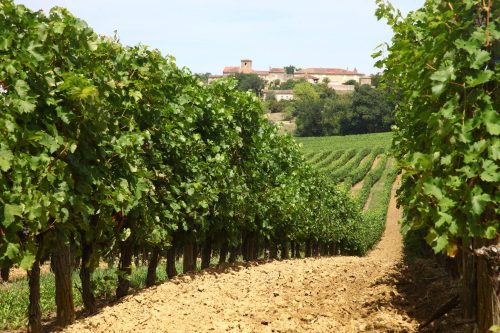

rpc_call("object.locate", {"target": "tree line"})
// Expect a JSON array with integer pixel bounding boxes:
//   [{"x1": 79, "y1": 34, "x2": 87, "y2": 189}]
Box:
[{"x1": 278, "y1": 79, "x2": 394, "y2": 137}]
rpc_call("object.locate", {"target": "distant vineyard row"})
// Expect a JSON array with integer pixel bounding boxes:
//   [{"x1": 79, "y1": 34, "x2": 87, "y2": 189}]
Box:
[{"x1": 301, "y1": 136, "x2": 398, "y2": 256}]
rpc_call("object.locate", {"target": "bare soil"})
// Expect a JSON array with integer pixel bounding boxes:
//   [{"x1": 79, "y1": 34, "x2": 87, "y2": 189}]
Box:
[
  {"x1": 58, "y1": 178, "x2": 468, "y2": 333},
  {"x1": 0, "y1": 262, "x2": 109, "y2": 286},
  {"x1": 2, "y1": 264, "x2": 51, "y2": 283},
  {"x1": 265, "y1": 113, "x2": 296, "y2": 134}
]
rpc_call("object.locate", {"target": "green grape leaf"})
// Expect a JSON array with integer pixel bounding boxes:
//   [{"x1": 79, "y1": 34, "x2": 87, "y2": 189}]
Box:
[
  {"x1": 0, "y1": 148, "x2": 14, "y2": 172},
  {"x1": 482, "y1": 110, "x2": 500, "y2": 135},
  {"x1": 14, "y1": 80, "x2": 30, "y2": 98},
  {"x1": 471, "y1": 191, "x2": 491, "y2": 216},
  {"x1": 480, "y1": 160, "x2": 499, "y2": 182},
  {"x1": 20, "y1": 252, "x2": 36, "y2": 270},
  {"x1": 15, "y1": 99, "x2": 36, "y2": 113},
  {"x1": 3, "y1": 204, "x2": 23, "y2": 227},
  {"x1": 466, "y1": 70, "x2": 493, "y2": 87}
]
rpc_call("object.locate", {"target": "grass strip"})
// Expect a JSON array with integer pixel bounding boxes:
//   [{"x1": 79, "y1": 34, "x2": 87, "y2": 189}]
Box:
[
  {"x1": 0, "y1": 262, "x2": 188, "y2": 330},
  {"x1": 357, "y1": 154, "x2": 388, "y2": 208}
]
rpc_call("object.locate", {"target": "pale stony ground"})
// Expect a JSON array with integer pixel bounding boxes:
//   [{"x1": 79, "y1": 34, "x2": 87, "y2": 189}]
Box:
[{"x1": 61, "y1": 177, "x2": 419, "y2": 333}]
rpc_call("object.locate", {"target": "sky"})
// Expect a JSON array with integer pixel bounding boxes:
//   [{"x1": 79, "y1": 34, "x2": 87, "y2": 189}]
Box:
[{"x1": 14, "y1": 0, "x2": 424, "y2": 75}]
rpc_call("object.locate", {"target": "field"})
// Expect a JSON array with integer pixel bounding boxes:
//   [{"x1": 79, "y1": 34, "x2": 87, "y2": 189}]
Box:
[
  {"x1": 296, "y1": 132, "x2": 392, "y2": 154},
  {"x1": 298, "y1": 132, "x2": 395, "y2": 213}
]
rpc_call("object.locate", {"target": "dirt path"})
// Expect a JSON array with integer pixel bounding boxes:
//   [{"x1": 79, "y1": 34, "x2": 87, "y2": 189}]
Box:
[{"x1": 63, "y1": 177, "x2": 416, "y2": 333}]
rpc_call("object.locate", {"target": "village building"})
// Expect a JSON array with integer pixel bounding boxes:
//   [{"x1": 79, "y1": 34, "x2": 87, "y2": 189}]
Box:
[
  {"x1": 262, "y1": 89, "x2": 294, "y2": 101},
  {"x1": 208, "y1": 59, "x2": 371, "y2": 99},
  {"x1": 220, "y1": 59, "x2": 269, "y2": 81},
  {"x1": 295, "y1": 67, "x2": 363, "y2": 85},
  {"x1": 359, "y1": 76, "x2": 373, "y2": 86}
]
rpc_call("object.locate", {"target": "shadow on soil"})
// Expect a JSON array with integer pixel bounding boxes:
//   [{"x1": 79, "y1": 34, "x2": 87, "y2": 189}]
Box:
[{"x1": 367, "y1": 257, "x2": 475, "y2": 333}]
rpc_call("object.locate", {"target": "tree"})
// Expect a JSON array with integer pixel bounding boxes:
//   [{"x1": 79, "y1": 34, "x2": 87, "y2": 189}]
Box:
[
  {"x1": 265, "y1": 91, "x2": 276, "y2": 102},
  {"x1": 370, "y1": 73, "x2": 382, "y2": 88},
  {"x1": 322, "y1": 95, "x2": 352, "y2": 136},
  {"x1": 314, "y1": 82, "x2": 336, "y2": 99},
  {"x1": 233, "y1": 73, "x2": 265, "y2": 96},
  {"x1": 266, "y1": 99, "x2": 292, "y2": 114},
  {"x1": 293, "y1": 82, "x2": 319, "y2": 101},
  {"x1": 195, "y1": 72, "x2": 211, "y2": 84},
  {"x1": 271, "y1": 78, "x2": 304, "y2": 91},
  {"x1": 292, "y1": 82, "x2": 393, "y2": 137},
  {"x1": 343, "y1": 79, "x2": 359, "y2": 86},
  {"x1": 284, "y1": 65, "x2": 298, "y2": 75},
  {"x1": 344, "y1": 85, "x2": 393, "y2": 134},
  {"x1": 295, "y1": 99, "x2": 324, "y2": 136}
]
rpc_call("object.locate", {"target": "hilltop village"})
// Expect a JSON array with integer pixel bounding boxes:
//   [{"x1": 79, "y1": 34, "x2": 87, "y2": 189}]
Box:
[{"x1": 208, "y1": 59, "x2": 372, "y2": 100}]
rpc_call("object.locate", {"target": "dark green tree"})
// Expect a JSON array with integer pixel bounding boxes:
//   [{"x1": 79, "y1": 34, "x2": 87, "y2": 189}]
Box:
[
  {"x1": 233, "y1": 73, "x2": 265, "y2": 96},
  {"x1": 284, "y1": 65, "x2": 297, "y2": 75},
  {"x1": 195, "y1": 72, "x2": 211, "y2": 84},
  {"x1": 271, "y1": 78, "x2": 305, "y2": 91},
  {"x1": 347, "y1": 85, "x2": 393, "y2": 134},
  {"x1": 343, "y1": 79, "x2": 359, "y2": 86},
  {"x1": 295, "y1": 99, "x2": 324, "y2": 136}
]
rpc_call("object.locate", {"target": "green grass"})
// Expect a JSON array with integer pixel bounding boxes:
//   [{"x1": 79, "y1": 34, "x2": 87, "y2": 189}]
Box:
[
  {"x1": 307, "y1": 150, "x2": 331, "y2": 165},
  {"x1": 366, "y1": 158, "x2": 395, "y2": 211},
  {"x1": 347, "y1": 147, "x2": 385, "y2": 186},
  {"x1": 0, "y1": 262, "x2": 185, "y2": 330},
  {"x1": 357, "y1": 155, "x2": 389, "y2": 208}
]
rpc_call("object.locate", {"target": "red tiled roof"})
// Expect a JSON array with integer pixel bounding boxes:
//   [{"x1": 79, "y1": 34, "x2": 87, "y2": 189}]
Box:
[
  {"x1": 269, "y1": 68, "x2": 285, "y2": 73},
  {"x1": 223, "y1": 66, "x2": 240, "y2": 73},
  {"x1": 296, "y1": 68, "x2": 361, "y2": 75},
  {"x1": 223, "y1": 67, "x2": 269, "y2": 75}
]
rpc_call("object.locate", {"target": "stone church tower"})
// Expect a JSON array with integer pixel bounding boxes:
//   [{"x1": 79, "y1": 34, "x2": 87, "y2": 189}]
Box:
[{"x1": 240, "y1": 59, "x2": 253, "y2": 73}]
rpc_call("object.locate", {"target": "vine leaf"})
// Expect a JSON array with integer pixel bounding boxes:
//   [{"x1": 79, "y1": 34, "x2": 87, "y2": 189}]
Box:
[
  {"x1": 3, "y1": 204, "x2": 23, "y2": 227},
  {"x1": 20, "y1": 252, "x2": 36, "y2": 270},
  {"x1": 0, "y1": 148, "x2": 14, "y2": 172}
]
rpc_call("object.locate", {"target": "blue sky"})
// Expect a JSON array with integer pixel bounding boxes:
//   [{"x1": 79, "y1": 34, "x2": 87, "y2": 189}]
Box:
[{"x1": 15, "y1": 1, "x2": 424, "y2": 75}]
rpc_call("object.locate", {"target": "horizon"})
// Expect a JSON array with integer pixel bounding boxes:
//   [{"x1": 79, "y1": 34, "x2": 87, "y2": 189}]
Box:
[{"x1": 14, "y1": 1, "x2": 425, "y2": 75}]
